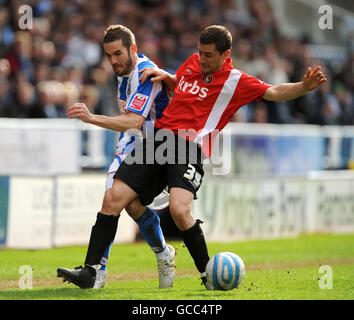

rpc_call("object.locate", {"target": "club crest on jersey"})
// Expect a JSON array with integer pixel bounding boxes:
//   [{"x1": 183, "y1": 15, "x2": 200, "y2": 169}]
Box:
[
  {"x1": 129, "y1": 93, "x2": 148, "y2": 111},
  {"x1": 203, "y1": 73, "x2": 213, "y2": 84}
]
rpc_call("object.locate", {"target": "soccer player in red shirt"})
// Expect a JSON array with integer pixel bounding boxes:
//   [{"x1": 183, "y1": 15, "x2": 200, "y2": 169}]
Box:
[
  {"x1": 67, "y1": 25, "x2": 327, "y2": 290},
  {"x1": 136, "y1": 25, "x2": 326, "y2": 288}
]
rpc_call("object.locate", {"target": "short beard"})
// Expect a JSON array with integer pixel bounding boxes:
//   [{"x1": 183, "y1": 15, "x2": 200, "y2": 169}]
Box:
[{"x1": 114, "y1": 53, "x2": 133, "y2": 76}]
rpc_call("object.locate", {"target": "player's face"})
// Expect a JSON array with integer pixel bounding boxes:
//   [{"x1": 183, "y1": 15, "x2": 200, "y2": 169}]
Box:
[
  {"x1": 104, "y1": 40, "x2": 135, "y2": 76},
  {"x1": 198, "y1": 42, "x2": 230, "y2": 73}
]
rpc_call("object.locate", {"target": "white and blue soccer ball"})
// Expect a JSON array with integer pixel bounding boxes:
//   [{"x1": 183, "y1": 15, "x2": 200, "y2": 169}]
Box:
[{"x1": 206, "y1": 252, "x2": 245, "y2": 291}]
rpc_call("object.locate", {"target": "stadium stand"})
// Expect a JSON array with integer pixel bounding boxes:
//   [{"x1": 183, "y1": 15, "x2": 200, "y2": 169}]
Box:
[{"x1": 0, "y1": 0, "x2": 352, "y2": 125}]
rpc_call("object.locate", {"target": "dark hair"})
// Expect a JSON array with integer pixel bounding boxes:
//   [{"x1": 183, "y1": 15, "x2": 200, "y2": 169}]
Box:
[
  {"x1": 103, "y1": 25, "x2": 136, "y2": 49},
  {"x1": 199, "y1": 25, "x2": 232, "y2": 53}
]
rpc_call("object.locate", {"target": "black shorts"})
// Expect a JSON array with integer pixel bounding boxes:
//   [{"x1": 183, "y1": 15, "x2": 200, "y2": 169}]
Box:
[{"x1": 114, "y1": 129, "x2": 204, "y2": 206}]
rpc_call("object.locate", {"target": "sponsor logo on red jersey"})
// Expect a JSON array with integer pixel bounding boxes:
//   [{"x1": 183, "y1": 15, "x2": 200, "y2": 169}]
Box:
[{"x1": 177, "y1": 76, "x2": 209, "y2": 99}]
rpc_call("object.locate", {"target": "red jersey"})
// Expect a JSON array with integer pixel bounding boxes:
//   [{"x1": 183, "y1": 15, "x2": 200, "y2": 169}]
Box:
[{"x1": 155, "y1": 53, "x2": 271, "y2": 157}]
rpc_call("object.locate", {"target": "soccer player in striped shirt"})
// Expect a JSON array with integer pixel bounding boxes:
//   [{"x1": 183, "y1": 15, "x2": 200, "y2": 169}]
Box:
[
  {"x1": 60, "y1": 24, "x2": 327, "y2": 290},
  {"x1": 57, "y1": 25, "x2": 176, "y2": 289}
]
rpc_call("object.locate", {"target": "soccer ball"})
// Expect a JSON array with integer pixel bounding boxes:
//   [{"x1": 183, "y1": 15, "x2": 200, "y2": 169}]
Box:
[{"x1": 205, "y1": 252, "x2": 245, "y2": 291}]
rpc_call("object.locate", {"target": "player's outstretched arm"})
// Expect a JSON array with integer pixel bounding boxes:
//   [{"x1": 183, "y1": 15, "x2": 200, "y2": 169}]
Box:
[
  {"x1": 263, "y1": 66, "x2": 327, "y2": 102},
  {"x1": 67, "y1": 103, "x2": 145, "y2": 132},
  {"x1": 139, "y1": 67, "x2": 177, "y2": 92}
]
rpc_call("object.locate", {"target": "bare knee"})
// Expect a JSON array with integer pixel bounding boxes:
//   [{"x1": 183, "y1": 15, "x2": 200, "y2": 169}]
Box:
[
  {"x1": 170, "y1": 204, "x2": 193, "y2": 231},
  {"x1": 169, "y1": 188, "x2": 195, "y2": 231},
  {"x1": 100, "y1": 179, "x2": 137, "y2": 216},
  {"x1": 101, "y1": 189, "x2": 123, "y2": 216}
]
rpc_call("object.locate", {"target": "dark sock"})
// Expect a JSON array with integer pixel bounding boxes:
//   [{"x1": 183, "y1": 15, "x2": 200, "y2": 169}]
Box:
[
  {"x1": 84, "y1": 212, "x2": 119, "y2": 266},
  {"x1": 182, "y1": 219, "x2": 210, "y2": 273}
]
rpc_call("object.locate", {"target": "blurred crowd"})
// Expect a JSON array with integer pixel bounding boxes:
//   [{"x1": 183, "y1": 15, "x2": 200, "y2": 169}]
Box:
[{"x1": 0, "y1": 0, "x2": 353, "y2": 125}]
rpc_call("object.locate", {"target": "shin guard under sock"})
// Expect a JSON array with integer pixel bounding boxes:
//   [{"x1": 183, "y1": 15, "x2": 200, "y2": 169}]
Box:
[
  {"x1": 135, "y1": 207, "x2": 166, "y2": 254},
  {"x1": 182, "y1": 219, "x2": 210, "y2": 273},
  {"x1": 84, "y1": 212, "x2": 119, "y2": 266}
]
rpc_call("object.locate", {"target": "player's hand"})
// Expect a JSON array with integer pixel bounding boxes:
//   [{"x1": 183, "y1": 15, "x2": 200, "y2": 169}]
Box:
[
  {"x1": 139, "y1": 67, "x2": 170, "y2": 83},
  {"x1": 67, "y1": 103, "x2": 93, "y2": 123},
  {"x1": 302, "y1": 66, "x2": 327, "y2": 91}
]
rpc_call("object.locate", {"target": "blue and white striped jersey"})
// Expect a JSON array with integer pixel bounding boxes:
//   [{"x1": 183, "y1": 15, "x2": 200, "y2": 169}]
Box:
[{"x1": 113, "y1": 53, "x2": 169, "y2": 168}]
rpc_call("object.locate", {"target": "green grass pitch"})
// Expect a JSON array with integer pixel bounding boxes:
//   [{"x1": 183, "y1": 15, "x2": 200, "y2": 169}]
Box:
[{"x1": 0, "y1": 233, "x2": 353, "y2": 300}]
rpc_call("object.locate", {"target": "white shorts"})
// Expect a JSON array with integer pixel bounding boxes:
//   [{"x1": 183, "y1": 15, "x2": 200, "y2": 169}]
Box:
[{"x1": 105, "y1": 157, "x2": 120, "y2": 191}]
